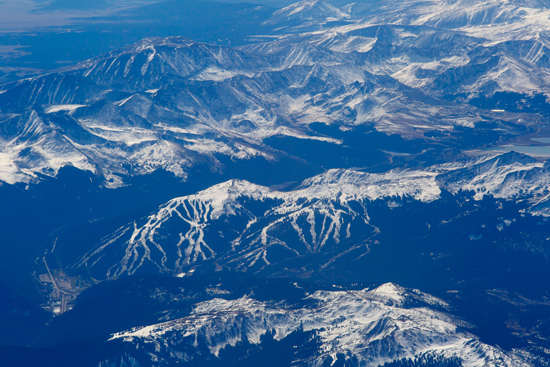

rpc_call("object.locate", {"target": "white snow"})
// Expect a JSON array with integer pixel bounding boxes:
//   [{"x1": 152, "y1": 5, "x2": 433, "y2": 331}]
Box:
[{"x1": 45, "y1": 104, "x2": 87, "y2": 114}]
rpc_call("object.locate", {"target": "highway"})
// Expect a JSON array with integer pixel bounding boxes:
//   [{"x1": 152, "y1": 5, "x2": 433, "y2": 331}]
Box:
[{"x1": 42, "y1": 256, "x2": 79, "y2": 314}]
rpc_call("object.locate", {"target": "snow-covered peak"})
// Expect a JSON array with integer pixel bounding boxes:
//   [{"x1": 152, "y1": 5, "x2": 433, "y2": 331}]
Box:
[
  {"x1": 264, "y1": 0, "x2": 349, "y2": 26},
  {"x1": 344, "y1": 0, "x2": 550, "y2": 41},
  {"x1": 439, "y1": 0, "x2": 550, "y2": 9},
  {"x1": 122, "y1": 36, "x2": 195, "y2": 53},
  {"x1": 63, "y1": 35, "x2": 268, "y2": 92},
  {"x1": 277, "y1": 0, "x2": 348, "y2": 18},
  {"x1": 295, "y1": 168, "x2": 441, "y2": 203},
  {"x1": 367, "y1": 283, "x2": 450, "y2": 309},
  {"x1": 437, "y1": 151, "x2": 547, "y2": 200},
  {"x1": 67, "y1": 36, "x2": 196, "y2": 71},
  {"x1": 367, "y1": 282, "x2": 409, "y2": 305},
  {"x1": 169, "y1": 179, "x2": 272, "y2": 220}
]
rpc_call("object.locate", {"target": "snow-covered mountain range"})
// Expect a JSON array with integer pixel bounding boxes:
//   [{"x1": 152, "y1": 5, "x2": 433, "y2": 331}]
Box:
[
  {"x1": 70, "y1": 151, "x2": 550, "y2": 282},
  {"x1": 105, "y1": 283, "x2": 534, "y2": 366},
  {"x1": 2, "y1": 0, "x2": 550, "y2": 187}
]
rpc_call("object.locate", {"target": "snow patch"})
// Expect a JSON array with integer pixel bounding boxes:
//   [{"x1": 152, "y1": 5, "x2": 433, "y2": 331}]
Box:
[{"x1": 45, "y1": 104, "x2": 87, "y2": 114}]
